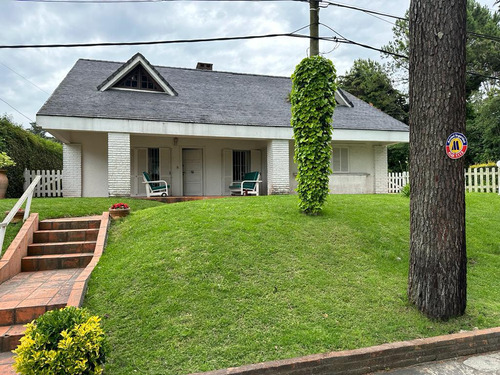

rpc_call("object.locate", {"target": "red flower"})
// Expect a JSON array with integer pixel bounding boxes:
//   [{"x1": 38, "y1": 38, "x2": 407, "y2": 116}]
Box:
[{"x1": 110, "y1": 203, "x2": 130, "y2": 210}]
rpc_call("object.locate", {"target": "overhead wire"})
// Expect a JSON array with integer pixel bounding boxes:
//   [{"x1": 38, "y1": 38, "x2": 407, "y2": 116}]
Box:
[
  {"x1": 15, "y1": 0, "x2": 306, "y2": 3},
  {"x1": 0, "y1": 33, "x2": 314, "y2": 49},
  {"x1": 0, "y1": 96, "x2": 35, "y2": 123},
  {"x1": 0, "y1": 61, "x2": 50, "y2": 95}
]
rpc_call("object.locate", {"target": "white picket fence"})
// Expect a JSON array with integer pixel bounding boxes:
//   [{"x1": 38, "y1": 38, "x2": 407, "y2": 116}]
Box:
[
  {"x1": 388, "y1": 167, "x2": 500, "y2": 193},
  {"x1": 23, "y1": 169, "x2": 63, "y2": 197},
  {"x1": 388, "y1": 171, "x2": 410, "y2": 193},
  {"x1": 465, "y1": 167, "x2": 499, "y2": 193}
]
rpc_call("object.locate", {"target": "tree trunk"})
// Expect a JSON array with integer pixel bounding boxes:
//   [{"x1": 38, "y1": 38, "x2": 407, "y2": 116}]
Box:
[{"x1": 408, "y1": 0, "x2": 467, "y2": 320}]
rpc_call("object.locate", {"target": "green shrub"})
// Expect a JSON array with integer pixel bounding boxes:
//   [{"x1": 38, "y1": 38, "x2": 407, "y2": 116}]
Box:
[
  {"x1": 290, "y1": 56, "x2": 337, "y2": 214},
  {"x1": 13, "y1": 307, "x2": 106, "y2": 375},
  {"x1": 0, "y1": 116, "x2": 62, "y2": 198},
  {"x1": 400, "y1": 183, "x2": 410, "y2": 198}
]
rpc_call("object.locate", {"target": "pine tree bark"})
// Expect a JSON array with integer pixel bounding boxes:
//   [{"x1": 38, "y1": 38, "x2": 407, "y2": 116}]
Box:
[{"x1": 408, "y1": 0, "x2": 467, "y2": 320}]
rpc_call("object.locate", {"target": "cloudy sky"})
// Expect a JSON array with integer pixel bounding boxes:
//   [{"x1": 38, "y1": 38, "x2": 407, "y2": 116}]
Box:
[{"x1": 0, "y1": 0, "x2": 496, "y2": 128}]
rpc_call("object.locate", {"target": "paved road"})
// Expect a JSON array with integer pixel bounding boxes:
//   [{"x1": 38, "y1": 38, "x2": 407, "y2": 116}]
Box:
[{"x1": 375, "y1": 351, "x2": 500, "y2": 374}]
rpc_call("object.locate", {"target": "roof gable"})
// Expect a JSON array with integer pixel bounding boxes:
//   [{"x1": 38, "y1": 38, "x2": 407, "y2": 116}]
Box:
[{"x1": 97, "y1": 53, "x2": 177, "y2": 96}]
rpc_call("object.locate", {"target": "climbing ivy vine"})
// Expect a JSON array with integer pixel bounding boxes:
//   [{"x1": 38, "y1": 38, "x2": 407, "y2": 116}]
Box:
[{"x1": 290, "y1": 56, "x2": 337, "y2": 214}]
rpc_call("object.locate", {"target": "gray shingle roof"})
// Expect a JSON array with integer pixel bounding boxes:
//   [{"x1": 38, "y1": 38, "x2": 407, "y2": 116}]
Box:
[{"x1": 38, "y1": 57, "x2": 409, "y2": 132}]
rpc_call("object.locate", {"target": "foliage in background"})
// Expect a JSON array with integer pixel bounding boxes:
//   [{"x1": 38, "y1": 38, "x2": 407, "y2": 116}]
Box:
[
  {"x1": 0, "y1": 115, "x2": 62, "y2": 198},
  {"x1": 290, "y1": 56, "x2": 337, "y2": 214},
  {"x1": 14, "y1": 307, "x2": 106, "y2": 375},
  {"x1": 467, "y1": 91, "x2": 500, "y2": 163},
  {"x1": 337, "y1": 59, "x2": 409, "y2": 172},
  {"x1": 0, "y1": 152, "x2": 16, "y2": 169}
]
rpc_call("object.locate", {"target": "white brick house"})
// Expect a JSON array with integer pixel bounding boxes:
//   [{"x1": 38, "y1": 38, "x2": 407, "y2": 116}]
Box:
[{"x1": 37, "y1": 53, "x2": 408, "y2": 197}]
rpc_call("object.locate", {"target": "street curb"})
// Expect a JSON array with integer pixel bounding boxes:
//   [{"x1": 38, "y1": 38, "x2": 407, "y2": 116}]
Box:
[{"x1": 188, "y1": 327, "x2": 500, "y2": 375}]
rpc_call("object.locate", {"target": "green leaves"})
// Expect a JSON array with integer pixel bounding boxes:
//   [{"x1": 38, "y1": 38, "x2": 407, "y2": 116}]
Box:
[
  {"x1": 290, "y1": 56, "x2": 337, "y2": 215},
  {"x1": 13, "y1": 307, "x2": 106, "y2": 375}
]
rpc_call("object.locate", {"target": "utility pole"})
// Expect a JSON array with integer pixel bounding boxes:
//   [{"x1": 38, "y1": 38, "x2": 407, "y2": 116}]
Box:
[{"x1": 309, "y1": 0, "x2": 319, "y2": 56}]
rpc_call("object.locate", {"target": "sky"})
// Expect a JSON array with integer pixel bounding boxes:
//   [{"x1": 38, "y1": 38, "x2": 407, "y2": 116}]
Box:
[{"x1": 0, "y1": 0, "x2": 497, "y2": 128}]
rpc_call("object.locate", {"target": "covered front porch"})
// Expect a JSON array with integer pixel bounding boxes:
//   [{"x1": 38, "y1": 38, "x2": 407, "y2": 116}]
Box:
[{"x1": 61, "y1": 131, "x2": 293, "y2": 198}]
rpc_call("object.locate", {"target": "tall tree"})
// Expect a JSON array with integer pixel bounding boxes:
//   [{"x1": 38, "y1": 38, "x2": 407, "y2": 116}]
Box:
[{"x1": 408, "y1": 0, "x2": 467, "y2": 320}]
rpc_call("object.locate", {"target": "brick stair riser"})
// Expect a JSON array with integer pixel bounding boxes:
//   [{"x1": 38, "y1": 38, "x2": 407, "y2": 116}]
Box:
[
  {"x1": 28, "y1": 242, "x2": 96, "y2": 256},
  {"x1": 33, "y1": 229, "x2": 99, "y2": 243},
  {"x1": 0, "y1": 325, "x2": 25, "y2": 351},
  {"x1": 0, "y1": 304, "x2": 65, "y2": 326},
  {"x1": 22, "y1": 255, "x2": 93, "y2": 272},
  {"x1": 38, "y1": 220, "x2": 100, "y2": 231}
]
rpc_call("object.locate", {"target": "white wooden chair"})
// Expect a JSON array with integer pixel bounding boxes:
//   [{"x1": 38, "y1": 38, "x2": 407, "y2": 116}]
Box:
[
  {"x1": 142, "y1": 172, "x2": 169, "y2": 197},
  {"x1": 229, "y1": 171, "x2": 261, "y2": 196}
]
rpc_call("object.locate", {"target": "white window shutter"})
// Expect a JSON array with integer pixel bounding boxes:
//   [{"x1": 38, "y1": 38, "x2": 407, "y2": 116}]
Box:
[
  {"x1": 160, "y1": 148, "x2": 172, "y2": 185},
  {"x1": 251, "y1": 150, "x2": 262, "y2": 173},
  {"x1": 222, "y1": 149, "x2": 233, "y2": 195}
]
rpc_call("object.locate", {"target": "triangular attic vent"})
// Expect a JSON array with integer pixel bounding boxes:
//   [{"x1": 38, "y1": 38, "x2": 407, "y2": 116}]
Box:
[{"x1": 97, "y1": 53, "x2": 177, "y2": 96}]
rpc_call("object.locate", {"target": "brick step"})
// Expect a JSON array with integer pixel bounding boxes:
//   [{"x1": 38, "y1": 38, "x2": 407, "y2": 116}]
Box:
[
  {"x1": 22, "y1": 253, "x2": 93, "y2": 272},
  {"x1": 38, "y1": 218, "x2": 101, "y2": 231},
  {"x1": 33, "y1": 229, "x2": 99, "y2": 243},
  {"x1": 28, "y1": 241, "x2": 96, "y2": 256},
  {"x1": 0, "y1": 302, "x2": 65, "y2": 326},
  {"x1": 0, "y1": 324, "x2": 25, "y2": 352}
]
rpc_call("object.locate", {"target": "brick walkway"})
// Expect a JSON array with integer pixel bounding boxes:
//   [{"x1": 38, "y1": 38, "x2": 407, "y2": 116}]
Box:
[
  {"x1": 0, "y1": 214, "x2": 108, "y2": 374},
  {"x1": 0, "y1": 269, "x2": 84, "y2": 322}
]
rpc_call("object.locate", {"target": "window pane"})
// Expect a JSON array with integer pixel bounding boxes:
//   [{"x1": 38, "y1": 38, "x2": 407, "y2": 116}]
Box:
[
  {"x1": 232, "y1": 150, "x2": 250, "y2": 181},
  {"x1": 148, "y1": 148, "x2": 160, "y2": 181},
  {"x1": 332, "y1": 148, "x2": 348, "y2": 172}
]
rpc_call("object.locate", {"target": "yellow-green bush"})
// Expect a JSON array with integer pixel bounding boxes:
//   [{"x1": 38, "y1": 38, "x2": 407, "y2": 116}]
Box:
[
  {"x1": 468, "y1": 161, "x2": 497, "y2": 169},
  {"x1": 13, "y1": 307, "x2": 106, "y2": 375}
]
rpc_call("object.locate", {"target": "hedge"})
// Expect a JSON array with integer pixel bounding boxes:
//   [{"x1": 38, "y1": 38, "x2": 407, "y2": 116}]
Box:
[{"x1": 0, "y1": 116, "x2": 62, "y2": 198}]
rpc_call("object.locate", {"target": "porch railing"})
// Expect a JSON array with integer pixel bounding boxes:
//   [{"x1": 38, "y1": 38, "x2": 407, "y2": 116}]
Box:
[{"x1": 0, "y1": 175, "x2": 41, "y2": 251}]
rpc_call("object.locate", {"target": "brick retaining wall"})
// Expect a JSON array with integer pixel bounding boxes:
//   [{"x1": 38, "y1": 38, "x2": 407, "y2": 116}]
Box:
[{"x1": 189, "y1": 327, "x2": 500, "y2": 375}]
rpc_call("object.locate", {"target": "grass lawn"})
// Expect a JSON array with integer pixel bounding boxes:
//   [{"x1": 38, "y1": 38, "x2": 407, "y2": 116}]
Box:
[
  {"x1": 0, "y1": 198, "x2": 164, "y2": 253},
  {"x1": 76, "y1": 194, "x2": 500, "y2": 375}
]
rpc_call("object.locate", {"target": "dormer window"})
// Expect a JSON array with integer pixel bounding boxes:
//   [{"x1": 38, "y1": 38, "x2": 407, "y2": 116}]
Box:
[
  {"x1": 97, "y1": 53, "x2": 177, "y2": 96},
  {"x1": 115, "y1": 65, "x2": 162, "y2": 92}
]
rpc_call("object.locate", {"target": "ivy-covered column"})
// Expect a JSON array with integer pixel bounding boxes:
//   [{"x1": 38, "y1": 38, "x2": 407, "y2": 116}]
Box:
[{"x1": 290, "y1": 56, "x2": 337, "y2": 214}]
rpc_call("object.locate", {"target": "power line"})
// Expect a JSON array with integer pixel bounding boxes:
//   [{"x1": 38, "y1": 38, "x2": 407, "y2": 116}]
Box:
[
  {"x1": 321, "y1": 1, "x2": 405, "y2": 21},
  {"x1": 0, "y1": 61, "x2": 50, "y2": 95},
  {"x1": 0, "y1": 96, "x2": 34, "y2": 123},
  {"x1": 15, "y1": 0, "x2": 305, "y2": 3},
  {"x1": 0, "y1": 33, "x2": 316, "y2": 49},
  {"x1": 467, "y1": 31, "x2": 500, "y2": 43}
]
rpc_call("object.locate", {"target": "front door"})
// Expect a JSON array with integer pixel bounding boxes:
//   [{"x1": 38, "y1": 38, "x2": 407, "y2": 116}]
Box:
[{"x1": 182, "y1": 148, "x2": 203, "y2": 196}]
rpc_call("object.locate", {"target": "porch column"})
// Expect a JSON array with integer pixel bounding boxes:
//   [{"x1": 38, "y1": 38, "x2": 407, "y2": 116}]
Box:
[
  {"x1": 374, "y1": 145, "x2": 388, "y2": 194},
  {"x1": 63, "y1": 143, "x2": 82, "y2": 197},
  {"x1": 267, "y1": 139, "x2": 290, "y2": 194},
  {"x1": 108, "y1": 132, "x2": 131, "y2": 197}
]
